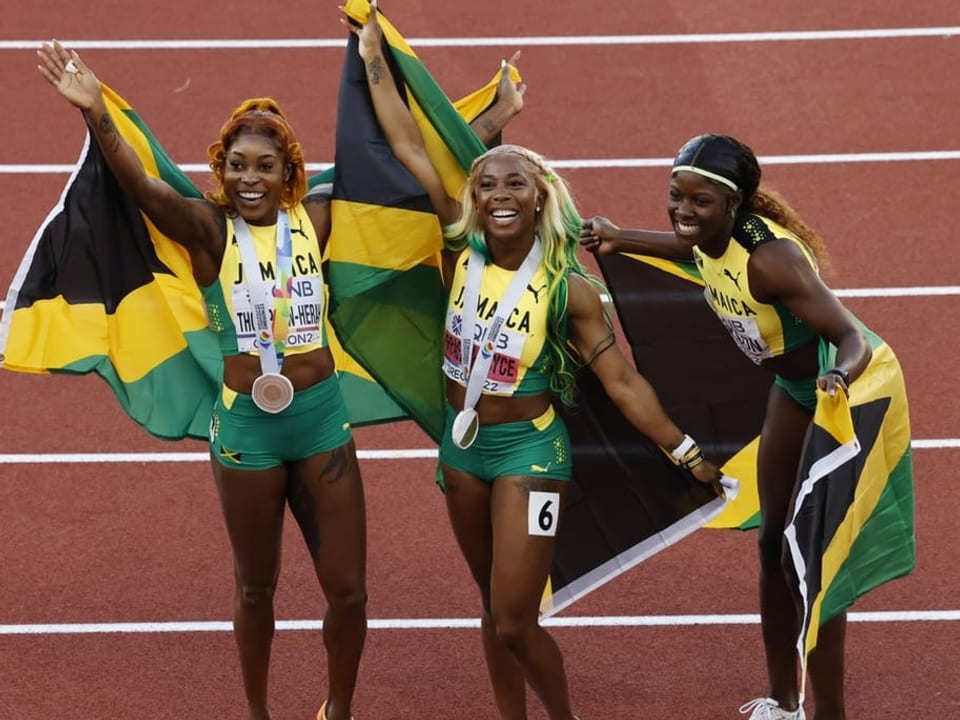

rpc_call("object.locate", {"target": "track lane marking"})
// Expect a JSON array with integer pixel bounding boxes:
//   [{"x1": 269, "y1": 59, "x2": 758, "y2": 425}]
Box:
[
  {"x1": 2, "y1": 27, "x2": 959, "y2": 50},
  {"x1": 0, "y1": 440, "x2": 956, "y2": 464},
  {"x1": 2, "y1": 610, "x2": 958, "y2": 635},
  {"x1": 6, "y1": 150, "x2": 960, "y2": 175}
]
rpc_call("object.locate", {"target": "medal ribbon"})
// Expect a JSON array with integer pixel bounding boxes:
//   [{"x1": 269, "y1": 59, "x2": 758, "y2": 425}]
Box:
[
  {"x1": 459, "y1": 238, "x2": 543, "y2": 414},
  {"x1": 232, "y1": 210, "x2": 292, "y2": 376},
  {"x1": 270, "y1": 211, "x2": 294, "y2": 363}
]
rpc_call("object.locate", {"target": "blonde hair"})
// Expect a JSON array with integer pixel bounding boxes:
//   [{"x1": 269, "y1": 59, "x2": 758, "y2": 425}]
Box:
[{"x1": 449, "y1": 145, "x2": 607, "y2": 407}]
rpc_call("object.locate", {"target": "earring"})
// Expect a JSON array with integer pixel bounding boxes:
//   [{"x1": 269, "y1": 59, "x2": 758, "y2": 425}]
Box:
[{"x1": 536, "y1": 205, "x2": 542, "y2": 212}]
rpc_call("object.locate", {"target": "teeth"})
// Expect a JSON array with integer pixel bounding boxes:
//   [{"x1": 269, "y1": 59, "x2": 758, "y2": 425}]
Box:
[
  {"x1": 238, "y1": 192, "x2": 264, "y2": 200},
  {"x1": 491, "y1": 210, "x2": 517, "y2": 218},
  {"x1": 675, "y1": 222, "x2": 698, "y2": 234}
]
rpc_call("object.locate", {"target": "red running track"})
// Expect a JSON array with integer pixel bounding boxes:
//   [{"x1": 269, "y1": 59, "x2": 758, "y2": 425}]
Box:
[{"x1": 1, "y1": 2, "x2": 958, "y2": 719}]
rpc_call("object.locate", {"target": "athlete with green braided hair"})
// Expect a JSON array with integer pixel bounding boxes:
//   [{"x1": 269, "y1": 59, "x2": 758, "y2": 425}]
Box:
[
  {"x1": 347, "y1": 4, "x2": 724, "y2": 719},
  {"x1": 448, "y1": 143, "x2": 605, "y2": 408}
]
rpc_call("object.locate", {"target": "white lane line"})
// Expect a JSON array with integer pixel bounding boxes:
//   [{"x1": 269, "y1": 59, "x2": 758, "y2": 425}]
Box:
[
  {"x1": 5, "y1": 151, "x2": 960, "y2": 175},
  {"x1": 2, "y1": 27, "x2": 959, "y2": 50},
  {"x1": 2, "y1": 609, "x2": 958, "y2": 635},
  {"x1": 0, "y1": 440, "x2": 956, "y2": 465}
]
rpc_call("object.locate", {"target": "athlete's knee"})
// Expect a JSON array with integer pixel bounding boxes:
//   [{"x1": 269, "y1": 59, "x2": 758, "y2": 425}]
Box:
[
  {"x1": 756, "y1": 524, "x2": 790, "y2": 574},
  {"x1": 237, "y1": 582, "x2": 277, "y2": 607},
  {"x1": 323, "y1": 581, "x2": 368, "y2": 614},
  {"x1": 489, "y1": 608, "x2": 538, "y2": 653}
]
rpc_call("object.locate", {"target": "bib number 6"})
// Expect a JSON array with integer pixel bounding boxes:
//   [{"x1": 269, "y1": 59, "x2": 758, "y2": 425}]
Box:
[{"x1": 528, "y1": 491, "x2": 560, "y2": 537}]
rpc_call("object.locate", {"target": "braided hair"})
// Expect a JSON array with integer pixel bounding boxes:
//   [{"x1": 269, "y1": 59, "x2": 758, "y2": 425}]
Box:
[{"x1": 448, "y1": 144, "x2": 607, "y2": 407}]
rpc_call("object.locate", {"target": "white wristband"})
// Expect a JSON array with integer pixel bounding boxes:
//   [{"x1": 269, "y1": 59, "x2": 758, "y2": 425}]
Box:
[{"x1": 670, "y1": 434, "x2": 697, "y2": 462}]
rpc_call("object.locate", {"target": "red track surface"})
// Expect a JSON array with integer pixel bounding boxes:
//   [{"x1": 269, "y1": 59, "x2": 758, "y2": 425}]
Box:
[{"x1": 1, "y1": 2, "x2": 958, "y2": 719}]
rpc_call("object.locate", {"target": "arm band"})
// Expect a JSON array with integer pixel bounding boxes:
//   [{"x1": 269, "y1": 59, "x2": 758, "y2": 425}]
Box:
[
  {"x1": 670, "y1": 434, "x2": 697, "y2": 461},
  {"x1": 669, "y1": 434, "x2": 705, "y2": 470}
]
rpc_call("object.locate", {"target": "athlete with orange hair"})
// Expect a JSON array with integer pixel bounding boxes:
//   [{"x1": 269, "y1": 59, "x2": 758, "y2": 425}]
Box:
[{"x1": 36, "y1": 36, "x2": 524, "y2": 720}]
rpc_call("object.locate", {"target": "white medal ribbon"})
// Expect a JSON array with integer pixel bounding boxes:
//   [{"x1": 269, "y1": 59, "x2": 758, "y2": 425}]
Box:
[
  {"x1": 233, "y1": 213, "x2": 295, "y2": 414},
  {"x1": 453, "y1": 238, "x2": 544, "y2": 449}
]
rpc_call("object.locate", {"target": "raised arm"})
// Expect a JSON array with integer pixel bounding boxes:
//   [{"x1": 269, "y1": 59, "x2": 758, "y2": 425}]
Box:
[
  {"x1": 565, "y1": 274, "x2": 725, "y2": 495},
  {"x1": 341, "y1": 3, "x2": 460, "y2": 227},
  {"x1": 580, "y1": 216, "x2": 693, "y2": 260},
  {"x1": 36, "y1": 41, "x2": 221, "y2": 272}
]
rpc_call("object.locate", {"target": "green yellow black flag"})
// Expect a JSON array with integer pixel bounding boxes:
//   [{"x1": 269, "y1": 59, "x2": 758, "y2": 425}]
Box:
[
  {"x1": 331, "y1": 0, "x2": 514, "y2": 443},
  {"x1": 0, "y1": 85, "x2": 407, "y2": 439},
  {"x1": 539, "y1": 253, "x2": 752, "y2": 615},
  {"x1": 0, "y1": 88, "x2": 219, "y2": 440},
  {"x1": 786, "y1": 327, "x2": 914, "y2": 675},
  {"x1": 595, "y1": 251, "x2": 915, "y2": 664},
  {"x1": 0, "y1": 3, "x2": 515, "y2": 443},
  {"x1": 330, "y1": 1, "x2": 740, "y2": 616}
]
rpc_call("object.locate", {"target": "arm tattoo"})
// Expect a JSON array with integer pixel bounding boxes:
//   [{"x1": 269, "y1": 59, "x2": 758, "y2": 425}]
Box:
[
  {"x1": 97, "y1": 112, "x2": 121, "y2": 154},
  {"x1": 583, "y1": 330, "x2": 616, "y2": 366},
  {"x1": 478, "y1": 118, "x2": 496, "y2": 134},
  {"x1": 368, "y1": 56, "x2": 384, "y2": 85}
]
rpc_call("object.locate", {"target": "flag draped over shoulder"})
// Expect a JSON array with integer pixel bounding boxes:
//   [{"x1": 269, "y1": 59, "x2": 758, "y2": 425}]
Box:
[
  {"x1": 0, "y1": 87, "x2": 220, "y2": 440},
  {"x1": 330, "y1": 0, "x2": 513, "y2": 442},
  {"x1": 0, "y1": 86, "x2": 406, "y2": 439},
  {"x1": 597, "y1": 251, "x2": 916, "y2": 664}
]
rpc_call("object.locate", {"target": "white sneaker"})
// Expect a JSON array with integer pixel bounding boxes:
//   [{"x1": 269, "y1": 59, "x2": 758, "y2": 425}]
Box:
[{"x1": 738, "y1": 697, "x2": 805, "y2": 720}]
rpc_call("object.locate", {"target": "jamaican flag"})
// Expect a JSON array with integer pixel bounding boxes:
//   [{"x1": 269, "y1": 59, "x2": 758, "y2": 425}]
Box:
[
  {"x1": 786, "y1": 328, "x2": 914, "y2": 673},
  {"x1": 0, "y1": 3, "x2": 516, "y2": 441},
  {"x1": 0, "y1": 88, "x2": 219, "y2": 440},
  {"x1": 0, "y1": 85, "x2": 411, "y2": 440},
  {"x1": 330, "y1": 0, "x2": 516, "y2": 442},
  {"x1": 538, "y1": 254, "x2": 751, "y2": 616},
  {"x1": 330, "y1": 1, "x2": 739, "y2": 615},
  {"x1": 595, "y1": 251, "x2": 915, "y2": 657}
]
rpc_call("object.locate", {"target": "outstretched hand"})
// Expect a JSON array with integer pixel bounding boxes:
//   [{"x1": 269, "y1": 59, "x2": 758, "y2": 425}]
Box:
[
  {"x1": 580, "y1": 216, "x2": 621, "y2": 255},
  {"x1": 36, "y1": 40, "x2": 101, "y2": 112}
]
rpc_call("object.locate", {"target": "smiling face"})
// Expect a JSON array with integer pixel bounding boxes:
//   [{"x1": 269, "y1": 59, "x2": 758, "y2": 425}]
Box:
[
  {"x1": 667, "y1": 170, "x2": 740, "y2": 255},
  {"x1": 472, "y1": 153, "x2": 541, "y2": 244},
  {"x1": 222, "y1": 131, "x2": 288, "y2": 226}
]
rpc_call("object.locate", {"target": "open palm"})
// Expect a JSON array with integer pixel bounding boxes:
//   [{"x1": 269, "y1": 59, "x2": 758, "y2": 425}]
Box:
[{"x1": 37, "y1": 40, "x2": 101, "y2": 111}]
